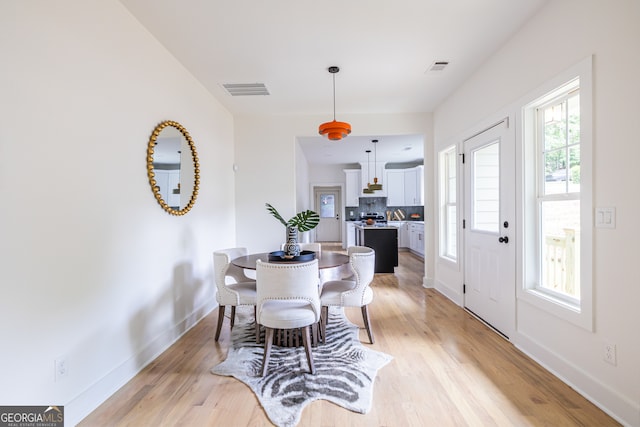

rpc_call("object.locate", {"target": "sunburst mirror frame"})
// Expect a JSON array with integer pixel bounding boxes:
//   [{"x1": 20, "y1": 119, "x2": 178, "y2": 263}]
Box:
[{"x1": 146, "y1": 120, "x2": 200, "y2": 216}]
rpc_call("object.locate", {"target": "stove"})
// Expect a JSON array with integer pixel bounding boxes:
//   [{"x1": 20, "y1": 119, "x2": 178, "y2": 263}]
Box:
[{"x1": 360, "y1": 212, "x2": 387, "y2": 225}]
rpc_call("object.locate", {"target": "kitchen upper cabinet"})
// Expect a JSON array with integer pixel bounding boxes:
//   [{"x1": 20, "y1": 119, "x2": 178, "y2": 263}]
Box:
[
  {"x1": 385, "y1": 166, "x2": 424, "y2": 206},
  {"x1": 404, "y1": 165, "x2": 424, "y2": 206},
  {"x1": 385, "y1": 170, "x2": 405, "y2": 206},
  {"x1": 344, "y1": 169, "x2": 361, "y2": 206}
]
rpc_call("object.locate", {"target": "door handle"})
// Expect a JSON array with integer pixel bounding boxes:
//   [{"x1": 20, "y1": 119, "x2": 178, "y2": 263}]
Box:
[{"x1": 498, "y1": 236, "x2": 509, "y2": 244}]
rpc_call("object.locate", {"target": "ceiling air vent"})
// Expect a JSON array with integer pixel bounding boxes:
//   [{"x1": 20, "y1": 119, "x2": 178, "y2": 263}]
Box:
[
  {"x1": 222, "y1": 83, "x2": 269, "y2": 96},
  {"x1": 426, "y1": 61, "x2": 449, "y2": 73}
]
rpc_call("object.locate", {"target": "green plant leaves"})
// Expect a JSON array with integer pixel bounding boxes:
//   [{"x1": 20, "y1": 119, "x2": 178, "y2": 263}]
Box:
[
  {"x1": 288, "y1": 210, "x2": 320, "y2": 232},
  {"x1": 265, "y1": 203, "x2": 319, "y2": 232},
  {"x1": 265, "y1": 203, "x2": 288, "y2": 227}
]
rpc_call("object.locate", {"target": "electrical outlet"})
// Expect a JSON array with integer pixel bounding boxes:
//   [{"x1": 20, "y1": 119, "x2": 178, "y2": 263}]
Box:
[
  {"x1": 603, "y1": 342, "x2": 617, "y2": 366},
  {"x1": 55, "y1": 357, "x2": 68, "y2": 381}
]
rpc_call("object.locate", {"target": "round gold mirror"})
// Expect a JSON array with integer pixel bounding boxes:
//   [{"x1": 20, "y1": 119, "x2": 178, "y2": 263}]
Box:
[{"x1": 146, "y1": 120, "x2": 200, "y2": 216}]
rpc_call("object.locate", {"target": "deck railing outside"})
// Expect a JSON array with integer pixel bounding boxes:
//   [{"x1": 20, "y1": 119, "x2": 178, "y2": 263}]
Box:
[{"x1": 544, "y1": 228, "x2": 577, "y2": 297}]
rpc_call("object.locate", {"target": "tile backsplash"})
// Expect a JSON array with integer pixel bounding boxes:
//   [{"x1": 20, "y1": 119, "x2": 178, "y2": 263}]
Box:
[{"x1": 344, "y1": 197, "x2": 425, "y2": 221}]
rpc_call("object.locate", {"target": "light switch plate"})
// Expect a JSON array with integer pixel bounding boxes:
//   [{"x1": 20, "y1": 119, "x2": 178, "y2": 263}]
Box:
[{"x1": 595, "y1": 207, "x2": 616, "y2": 228}]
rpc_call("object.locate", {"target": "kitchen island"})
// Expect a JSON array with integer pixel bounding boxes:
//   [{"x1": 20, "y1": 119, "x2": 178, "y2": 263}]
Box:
[{"x1": 354, "y1": 224, "x2": 398, "y2": 273}]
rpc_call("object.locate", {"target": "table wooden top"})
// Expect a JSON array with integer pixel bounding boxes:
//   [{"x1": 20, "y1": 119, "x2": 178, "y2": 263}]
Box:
[{"x1": 231, "y1": 252, "x2": 349, "y2": 270}]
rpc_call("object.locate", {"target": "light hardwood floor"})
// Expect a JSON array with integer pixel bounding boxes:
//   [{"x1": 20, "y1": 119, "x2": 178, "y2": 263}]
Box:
[{"x1": 80, "y1": 249, "x2": 619, "y2": 426}]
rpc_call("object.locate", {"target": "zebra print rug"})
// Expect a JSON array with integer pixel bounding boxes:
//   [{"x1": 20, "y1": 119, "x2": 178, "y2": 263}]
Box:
[{"x1": 210, "y1": 307, "x2": 393, "y2": 427}]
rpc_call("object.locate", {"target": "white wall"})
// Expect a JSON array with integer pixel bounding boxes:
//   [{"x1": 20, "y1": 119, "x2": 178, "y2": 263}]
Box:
[
  {"x1": 307, "y1": 163, "x2": 350, "y2": 186},
  {"x1": 433, "y1": 1, "x2": 640, "y2": 425},
  {"x1": 295, "y1": 139, "x2": 312, "y2": 213},
  {"x1": 0, "y1": 1, "x2": 236, "y2": 424},
  {"x1": 234, "y1": 113, "x2": 435, "y2": 284}
]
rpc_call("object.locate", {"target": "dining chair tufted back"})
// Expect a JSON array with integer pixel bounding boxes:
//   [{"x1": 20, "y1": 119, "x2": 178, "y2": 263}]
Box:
[{"x1": 256, "y1": 259, "x2": 320, "y2": 376}]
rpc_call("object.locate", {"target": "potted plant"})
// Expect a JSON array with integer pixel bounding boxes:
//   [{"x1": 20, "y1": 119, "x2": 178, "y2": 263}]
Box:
[{"x1": 265, "y1": 203, "x2": 320, "y2": 257}]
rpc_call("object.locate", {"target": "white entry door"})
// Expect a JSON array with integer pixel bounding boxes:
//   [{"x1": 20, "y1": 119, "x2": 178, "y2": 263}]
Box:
[
  {"x1": 463, "y1": 119, "x2": 515, "y2": 338},
  {"x1": 314, "y1": 187, "x2": 341, "y2": 242}
]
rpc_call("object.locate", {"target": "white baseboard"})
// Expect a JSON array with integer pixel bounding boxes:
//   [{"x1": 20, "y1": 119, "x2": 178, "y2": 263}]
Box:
[
  {"x1": 408, "y1": 249, "x2": 424, "y2": 259},
  {"x1": 514, "y1": 332, "x2": 639, "y2": 427},
  {"x1": 65, "y1": 300, "x2": 216, "y2": 426},
  {"x1": 422, "y1": 276, "x2": 434, "y2": 288},
  {"x1": 433, "y1": 279, "x2": 463, "y2": 306}
]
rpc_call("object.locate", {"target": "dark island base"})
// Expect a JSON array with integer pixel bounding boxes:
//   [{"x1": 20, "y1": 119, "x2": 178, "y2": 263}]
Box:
[{"x1": 356, "y1": 227, "x2": 398, "y2": 273}]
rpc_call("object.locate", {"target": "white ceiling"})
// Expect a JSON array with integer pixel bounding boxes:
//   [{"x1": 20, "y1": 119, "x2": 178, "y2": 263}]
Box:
[
  {"x1": 297, "y1": 134, "x2": 425, "y2": 167},
  {"x1": 120, "y1": 0, "x2": 547, "y2": 164}
]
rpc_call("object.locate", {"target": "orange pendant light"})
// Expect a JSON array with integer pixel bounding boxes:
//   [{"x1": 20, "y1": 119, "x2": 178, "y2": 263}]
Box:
[{"x1": 319, "y1": 66, "x2": 351, "y2": 141}]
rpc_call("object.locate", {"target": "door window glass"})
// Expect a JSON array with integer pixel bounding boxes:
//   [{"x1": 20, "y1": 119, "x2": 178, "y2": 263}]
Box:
[
  {"x1": 319, "y1": 194, "x2": 335, "y2": 218},
  {"x1": 472, "y1": 141, "x2": 500, "y2": 233}
]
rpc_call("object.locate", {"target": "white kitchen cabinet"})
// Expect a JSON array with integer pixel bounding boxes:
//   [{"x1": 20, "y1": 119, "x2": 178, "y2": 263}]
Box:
[
  {"x1": 344, "y1": 169, "x2": 361, "y2": 206},
  {"x1": 344, "y1": 221, "x2": 356, "y2": 248},
  {"x1": 404, "y1": 165, "x2": 424, "y2": 206},
  {"x1": 409, "y1": 222, "x2": 425, "y2": 257},
  {"x1": 384, "y1": 165, "x2": 424, "y2": 206},
  {"x1": 401, "y1": 221, "x2": 410, "y2": 249},
  {"x1": 388, "y1": 221, "x2": 409, "y2": 248},
  {"x1": 385, "y1": 170, "x2": 405, "y2": 206}
]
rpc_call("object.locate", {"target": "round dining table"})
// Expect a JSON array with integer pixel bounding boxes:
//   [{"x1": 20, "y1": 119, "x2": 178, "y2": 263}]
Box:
[{"x1": 231, "y1": 251, "x2": 349, "y2": 270}]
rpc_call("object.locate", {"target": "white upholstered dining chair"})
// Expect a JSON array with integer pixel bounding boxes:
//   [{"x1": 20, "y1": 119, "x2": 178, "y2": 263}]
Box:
[
  {"x1": 256, "y1": 259, "x2": 321, "y2": 376},
  {"x1": 339, "y1": 244, "x2": 370, "y2": 280},
  {"x1": 213, "y1": 248, "x2": 257, "y2": 342},
  {"x1": 320, "y1": 246, "x2": 375, "y2": 344}
]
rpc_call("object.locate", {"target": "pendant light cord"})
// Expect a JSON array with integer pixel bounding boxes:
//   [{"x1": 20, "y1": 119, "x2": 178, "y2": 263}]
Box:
[
  {"x1": 373, "y1": 140, "x2": 378, "y2": 182},
  {"x1": 332, "y1": 73, "x2": 336, "y2": 121}
]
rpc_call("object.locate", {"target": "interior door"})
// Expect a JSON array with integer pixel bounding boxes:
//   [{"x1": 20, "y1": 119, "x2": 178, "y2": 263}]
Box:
[
  {"x1": 463, "y1": 119, "x2": 515, "y2": 338},
  {"x1": 314, "y1": 187, "x2": 341, "y2": 242}
]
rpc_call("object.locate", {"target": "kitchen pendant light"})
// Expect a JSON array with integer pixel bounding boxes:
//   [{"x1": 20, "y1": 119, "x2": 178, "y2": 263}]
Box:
[
  {"x1": 363, "y1": 150, "x2": 374, "y2": 194},
  {"x1": 369, "y1": 139, "x2": 383, "y2": 191},
  {"x1": 318, "y1": 66, "x2": 351, "y2": 141}
]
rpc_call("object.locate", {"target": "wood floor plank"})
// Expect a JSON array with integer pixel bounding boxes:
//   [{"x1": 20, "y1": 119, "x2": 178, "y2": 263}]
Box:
[{"x1": 79, "y1": 250, "x2": 619, "y2": 426}]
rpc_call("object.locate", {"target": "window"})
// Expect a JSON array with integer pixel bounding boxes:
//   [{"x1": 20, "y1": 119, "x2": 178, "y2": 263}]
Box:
[
  {"x1": 538, "y1": 92, "x2": 581, "y2": 302},
  {"x1": 520, "y1": 56, "x2": 592, "y2": 330},
  {"x1": 439, "y1": 146, "x2": 457, "y2": 261}
]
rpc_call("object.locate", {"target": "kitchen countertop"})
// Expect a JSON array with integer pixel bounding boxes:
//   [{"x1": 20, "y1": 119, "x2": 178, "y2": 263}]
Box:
[
  {"x1": 354, "y1": 224, "x2": 399, "y2": 230},
  {"x1": 348, "y1": 219, "x2": 423, "y2": 223}
]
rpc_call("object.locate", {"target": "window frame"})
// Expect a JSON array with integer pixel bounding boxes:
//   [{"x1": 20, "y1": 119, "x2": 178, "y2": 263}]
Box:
[
  {"x1": 518, "y1": 56, "x2": 593, "y2": 331},
  {"x1": 438, "y1": 145, "x2": 458, "y2": 264},
  {"x1": 536, "y1": 89, "x2": 581, "y2": 305}
]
